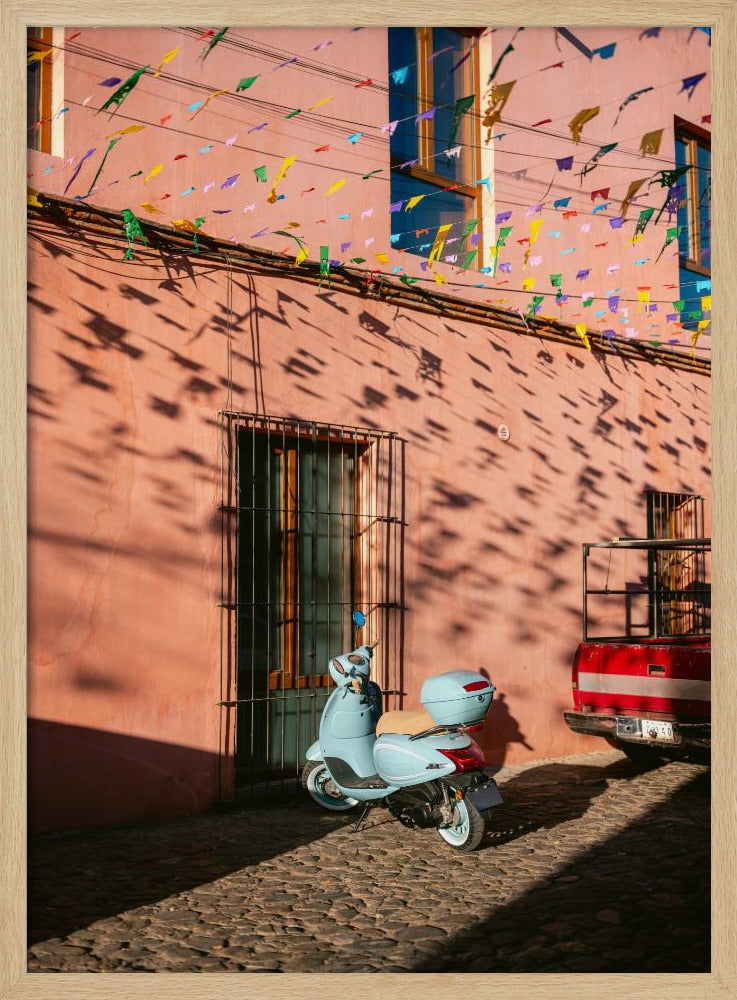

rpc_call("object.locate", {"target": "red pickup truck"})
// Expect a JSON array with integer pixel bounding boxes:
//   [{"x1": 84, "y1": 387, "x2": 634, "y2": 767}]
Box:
[{"x1": 563, "y1": 538, "x2": 711, "y2": 763}]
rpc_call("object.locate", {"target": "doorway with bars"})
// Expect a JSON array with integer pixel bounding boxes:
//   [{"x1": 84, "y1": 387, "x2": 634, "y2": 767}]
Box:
[{"x1": 220, "y1": 413, "x2": 405, "y2": 796}]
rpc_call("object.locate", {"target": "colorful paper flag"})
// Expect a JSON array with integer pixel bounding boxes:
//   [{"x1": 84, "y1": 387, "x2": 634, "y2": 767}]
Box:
[
  {"x1": 482, "y1": 81, "x2": 515, "y2": 138},
  {"x1": 613, "y1": 86, "x2": 653, "y2": 125},
  {"x1": 98, "y1": 66, "x2": 148, "y2": 116},
  {"x1": 154, "y1": 48, "x2": 180, "y2": 77},
  {"x1": 639, "y1": 129, "x2": 664, "y2": 156},
  {"x1": 575, "y1": 323, "x2": 591, "y2": 351},
  {"x1": 569, "y1": 107, "x2": 599, "y2": 143},
  {"x1": 680, "y1": 72, "x2": 707, "y2": 99},
  {"x1": 267, "y1": 157, "x2": 296, "y2": 203}
]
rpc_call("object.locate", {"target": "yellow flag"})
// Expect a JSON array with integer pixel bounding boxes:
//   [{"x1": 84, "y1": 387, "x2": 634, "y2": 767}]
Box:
[
  {"x1": 295, "y1": 245, "x2": 309, "y2": 267},
  {"x1": 143, "y1": 163, "x2": 163, "y2": 185},
  {"x1": 434, "y1": 272, "x2": 447, "y2": 286},
  {"x1": 702, "y1": 295, "x2": 711, "y2": 311},
  {"x1": 575, "y1": 322, "x2": 591, "y2": 351},
  {"x1": 308, "y1": 97, "x2": 333, "y2": 110},
  {"x1": 172, "y1": 219, "x2": 197, "y2": 232},
  {"x1": 690, "y1": 321, "x2": 709, "y2": 356},
  {"x1": 405, "y1": 195, "x2": 425, "y2": 212},
  {"x1": 482, "y1": 81, "x2": 515, "y2": 139},
  {"x1": 28, "y1": 48, "x2": 52, "y2": 65},
  {"x1": 522, "y1": 277, "x2": 535, "y2": 292},
  {"x1": 627, "y1": 233, "x2": 644, "y2": 246},
  {"x1": 154, "y1": 47, "x2": 180, "y2": 77},
  {"x1": 637, "y1": 287, "x2": 651, "y2": 312},
  {"x1": 27, "y1": 187, "x2": 44, "y2": 208},
  {"x1": 620, "y1": 178, "x2": 648, "y2": 218},
  {"x1": 107, "y1": 124, "x2": 147, "y2": 138},
  {"x1": 569, "y1": 107, "x2": 599, "y2": 143},
  {"x1": 140, "y1": 202, "x2": 163, "y2": 214},
  {"x1": 267, "y1": 156, "x2": 297, "y2": 203},
  {"x1": 639, "y1": 129, "x2": 664, "y2": 156},
  {"x1": 325, "y1": 179, "x2": 346, "y2": 197},
  {"x1": 528, "y1": 219, "x2": 543, "y2": 246},
  {"x1": 428, "y1": 223, "x2": 452, "y2": 265},
  {"x1": 374, "y1": 252, "x2": 388, "y2": 264}
]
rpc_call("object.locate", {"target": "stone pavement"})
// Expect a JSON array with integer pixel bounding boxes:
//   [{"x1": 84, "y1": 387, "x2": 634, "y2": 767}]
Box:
[{"x1": 27, "y1": 750, "x2": 709, "y2": 974}]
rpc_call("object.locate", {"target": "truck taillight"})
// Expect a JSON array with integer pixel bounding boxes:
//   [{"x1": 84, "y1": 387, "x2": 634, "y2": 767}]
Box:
[{"x1": 438, "y1": 744, "x2": 485, "y2": 773}]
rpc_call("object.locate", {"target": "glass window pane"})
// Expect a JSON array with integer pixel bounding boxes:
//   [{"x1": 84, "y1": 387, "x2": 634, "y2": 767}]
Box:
[
  {"x1": 390, "y1": 172, "x2": 473, "y2": 258},
  {"x1": 388, "y1": 28, "x2": 419, "y2": 165},
  {"x1": 27, "y1": 61, "x2": 42, "y2": 151},
  {"x1": 697, "y1": 142, "x2": 711, "y2": 269},
  {"x1": 675, "y1": 136, "x2": 690, "y2": 258},
  {"x1": 431, "y1": 28, "x2": 475, "y2": 184}
]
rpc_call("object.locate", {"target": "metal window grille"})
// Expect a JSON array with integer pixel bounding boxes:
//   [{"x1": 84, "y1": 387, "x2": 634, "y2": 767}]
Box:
[
  {"x1": 582, "y1": 537, "x2": 711, "y2": 642},
  {"x1": 219, "y1": 412, "x2": 405, "y2": 798},
  {"x1": 646, "y1": 491, "x2": 709, "y2": 636}
]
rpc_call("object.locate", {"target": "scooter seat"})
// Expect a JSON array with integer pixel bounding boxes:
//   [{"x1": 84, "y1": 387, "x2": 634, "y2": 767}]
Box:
[{"x1": 375, "y1": 709, "x2": 436, "y2": 737}]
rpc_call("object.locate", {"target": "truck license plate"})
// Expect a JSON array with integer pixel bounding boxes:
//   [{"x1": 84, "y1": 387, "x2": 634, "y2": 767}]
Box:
[
  {"x1": 617, "y1": 717, "x2": 677, "y2": 743},
  {"x1": 640, "y1": 719, "x2": 676, "y2": 742}
]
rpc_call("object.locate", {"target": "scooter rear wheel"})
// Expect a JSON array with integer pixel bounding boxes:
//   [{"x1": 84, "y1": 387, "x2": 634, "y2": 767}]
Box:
[
  {"x1": 437, "y1": 798, "x2": 485, "y2": 852},
  {"x1": 302, "y1": 761, "x2": 359, "y2": 812}
]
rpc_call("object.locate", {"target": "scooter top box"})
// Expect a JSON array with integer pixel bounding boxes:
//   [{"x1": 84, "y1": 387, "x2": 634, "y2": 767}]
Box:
[{"x1": 420, "y1": 671, "x2": 495, "y2": 727}]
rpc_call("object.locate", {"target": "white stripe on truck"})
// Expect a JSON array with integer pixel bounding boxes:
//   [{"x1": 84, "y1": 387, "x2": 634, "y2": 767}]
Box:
[{"x1": 577, "y1": 672, "x2": 711, "y2": 702}]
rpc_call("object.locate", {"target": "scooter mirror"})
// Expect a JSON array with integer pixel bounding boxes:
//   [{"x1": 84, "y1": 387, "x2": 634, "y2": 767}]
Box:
[{"x1": 352, "y1": 610, "x2": 366, "y2": 627}]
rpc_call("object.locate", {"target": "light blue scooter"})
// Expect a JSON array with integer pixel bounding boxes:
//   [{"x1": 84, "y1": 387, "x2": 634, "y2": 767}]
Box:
[{"x1": 302, "y1": 611, "x2": 503, "y2": 852}]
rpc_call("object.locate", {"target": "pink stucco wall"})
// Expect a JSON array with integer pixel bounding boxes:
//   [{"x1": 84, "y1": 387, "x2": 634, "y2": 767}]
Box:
[{"x1": 28, "y1": 26, "x2": 711, "y2": 834}]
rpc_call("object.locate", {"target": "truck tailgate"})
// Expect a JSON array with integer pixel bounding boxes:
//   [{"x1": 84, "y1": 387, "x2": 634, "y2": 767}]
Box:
[{"x1": 573, "y1": 638, "x2": 711, "y2": 718}]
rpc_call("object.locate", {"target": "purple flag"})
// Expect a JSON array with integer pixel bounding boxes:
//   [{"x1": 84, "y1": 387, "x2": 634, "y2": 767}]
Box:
[
  {"x1": 221, "y1": 174, "x2": 240, "y2": 189},
  {"x1": 556, "y1": 156, "x2": 574, "y2": 171},
  {"x1": 680, "y1": 72, "x2": 707, "y2": 99},
  {"x1": 495, "y1": 211, "x2": 512, "y2": 224},
  {"x1": 63, "y1": 148, "x2": 96, "y2": 195}
]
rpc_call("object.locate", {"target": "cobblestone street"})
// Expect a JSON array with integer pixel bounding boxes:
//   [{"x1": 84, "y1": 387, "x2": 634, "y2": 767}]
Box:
[{"x1": 27, "y1": 750, "x2": 710, "y2": 974}]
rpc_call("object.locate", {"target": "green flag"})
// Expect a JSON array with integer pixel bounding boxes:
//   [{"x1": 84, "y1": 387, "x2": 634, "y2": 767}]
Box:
[
  {"x1": 447, "y1": 95, "x2": 475, "y2": 149},
  {"x1": 459, "y1": 250, "x2": 477, "y2": 271},
  {"x1": 87, "y1": 137, "x2": 121, "y2": 196},
  {"x1": 319, "y1": 246, "x2": 331, "y2": 289},
  {"x1": 237, "y1": 75, "x2": 259, "y2": 91},
  {"x1": 121, "y1": 209, "x2": 147, "y2": 260},
  {"x1": 202, "y1": 28, "x2": 228, "y2": 60},
  {"x1": 635, "y1": 207, "x2": 655, "y2": 236},
  {"x1": 98, "y1": 66, "x2": 149, "y2": 116}
]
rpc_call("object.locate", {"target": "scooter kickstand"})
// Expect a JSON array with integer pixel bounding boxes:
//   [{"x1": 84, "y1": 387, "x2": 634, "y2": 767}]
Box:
[{"x1": 352, "y1": 805, "x2": 371, "y2": 833}]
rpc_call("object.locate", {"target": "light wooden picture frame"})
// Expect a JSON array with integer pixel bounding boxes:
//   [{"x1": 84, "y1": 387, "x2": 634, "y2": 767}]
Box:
[{"x1": 2, "y1": 4, "x2": 735, "y2": 999}]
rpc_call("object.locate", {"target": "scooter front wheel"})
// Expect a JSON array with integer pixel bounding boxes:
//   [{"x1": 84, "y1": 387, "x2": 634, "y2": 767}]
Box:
[
  {"x1": 302, "y1": 761, "x2": 359, "y2": 812},
  {"x1": 437, "y1": 798, "x2": 485, "y2": 852}
]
